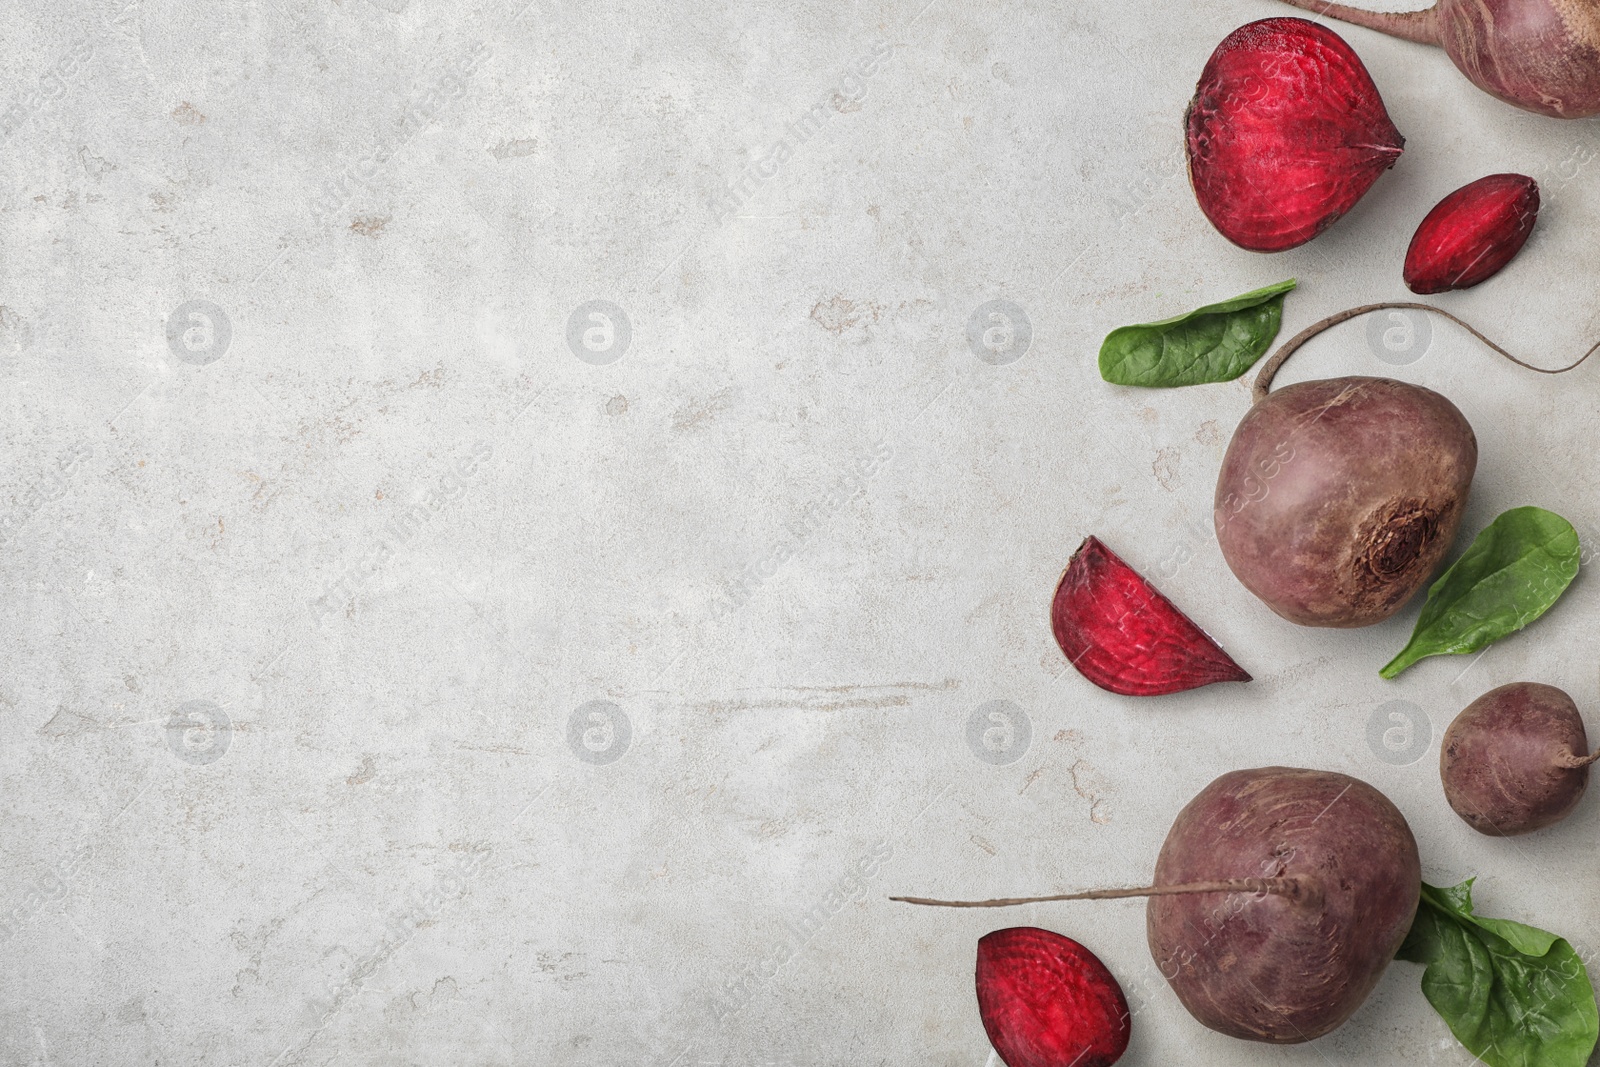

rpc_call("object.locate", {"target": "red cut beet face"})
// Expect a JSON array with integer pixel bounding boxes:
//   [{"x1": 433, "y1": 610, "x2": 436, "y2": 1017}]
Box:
[
  {"x1": 1051, "y1": 536, "x2": 1250, "y2": 695},
  {"x1": 1186, "y1": 18, "x2": 1405, "y2": 252},
  {"x1": 976, "y1": 927, "x2": 1131, "y2": 1067},
  {"x1": 1405, "y1": 174, "x2": 1540, "y2": 294}
]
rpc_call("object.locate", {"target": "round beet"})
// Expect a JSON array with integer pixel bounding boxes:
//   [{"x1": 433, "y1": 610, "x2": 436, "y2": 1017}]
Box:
[
  {"x1": 1442, "y1": 682, "x2": 1598, "y2": 835},
  {"x1": 1147, "y1": 768, "x2": 1420, "y2": 1042},
  {"x1": 976, "y1": 928, "x2": 1130, "y2": 1067},
  {"x1": 1215, "y1": 376, "x2": 1476, "y2": 627}
]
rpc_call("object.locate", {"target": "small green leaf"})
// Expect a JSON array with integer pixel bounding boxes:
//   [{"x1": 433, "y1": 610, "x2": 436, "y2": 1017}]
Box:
[
  {"x1": 1098, "y1": 279, "x2": 1296, "y2": 388},
  {"x1": 1397, "y1": 879, "x2": 1598, "y2": 1067},
  {"x1": 1381, "y1": 507, "x2": 1580, "y2": 679}
]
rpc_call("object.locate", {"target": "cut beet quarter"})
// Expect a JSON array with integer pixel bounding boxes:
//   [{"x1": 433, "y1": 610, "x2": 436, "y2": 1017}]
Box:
[
  {"x1": 1051, "y1": 536, "x2": 1250, "y2": 696},
  {"x1": 976, "y1": 927, "x2": 1131, "y2": 1067},
  {"x1": 1186, "y1": 18, "x2": 1405, "y2": 252}
]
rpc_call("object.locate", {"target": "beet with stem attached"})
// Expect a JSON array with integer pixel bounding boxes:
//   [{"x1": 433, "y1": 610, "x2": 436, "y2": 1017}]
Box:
[
  {"x1": 1405, "y1": 174, "x2": 1541, "y2": 294},
  {"x1": 976, "y1": 928, "x2": 1131, "y2": 1067},
  {"x1": 1147, "y1": 768, "x2": 1420, "y2": 1042},
  {"x1": 896, "y1": 767, "x2": 1422, "y2": 1044},
  {"x1": 1186, "y1": 19, "x2": 1405, "y2": 252},
  {"x1": 1275, "y1": 0, "x2": 1600, "y2": 118},
  {"x1": 1209, "y1": 282, "x2": 1600, "y2": 626},
  {"x1": 1442, "y1": 682, "x2": 1600, "y2": 835}
]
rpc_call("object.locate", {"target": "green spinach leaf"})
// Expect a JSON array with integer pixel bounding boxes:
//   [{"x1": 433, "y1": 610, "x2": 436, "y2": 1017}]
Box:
[
  {"x1": 1098, "y1": 279, "x2": 1296, "y2": 387},
  {"x1": 1397, "y1": 880, "x2": 1597, "y2": 1067},
  {"x1": 1381, "y1": 506, "x2": 1580, "y2": 679}
]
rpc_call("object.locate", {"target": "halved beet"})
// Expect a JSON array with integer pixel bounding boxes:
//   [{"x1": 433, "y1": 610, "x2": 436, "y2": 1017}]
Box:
[
  {"x1": 976, "y1": 927, "x2": 1131, "y2": 1067},
  {"x1": 1186, "y1": 18, "x2": 1405, "y2": 252},
  {"x1": 1051, "y1": 536, "x2": 1250, "y2": 696}
]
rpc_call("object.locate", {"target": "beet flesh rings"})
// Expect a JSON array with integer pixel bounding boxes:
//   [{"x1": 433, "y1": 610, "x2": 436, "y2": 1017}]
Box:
[
  {"x1": 976, "y1": 928, "x2": 1131, "y2": 1067},
  {"x1": 1187, "y1": 18, "x2": 1405, "y2": 252},
  {"x1": 1051, "y1": 537, "x2": 1250, "y2": 696}
]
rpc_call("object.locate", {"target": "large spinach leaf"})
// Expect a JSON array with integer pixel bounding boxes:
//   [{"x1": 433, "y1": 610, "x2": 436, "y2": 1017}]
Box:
[
  {"x1": 1398, "y1": 880, "x2": 1597, "y2": 1067},
  {"x1": 1381, "y1": 507, "x2": 1580, "y2": 678}
]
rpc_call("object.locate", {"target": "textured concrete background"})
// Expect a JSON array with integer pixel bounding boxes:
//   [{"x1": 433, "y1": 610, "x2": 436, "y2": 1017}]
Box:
[{"x1": 4, "y1": 0, "x2": 1600, "y2": 1064}]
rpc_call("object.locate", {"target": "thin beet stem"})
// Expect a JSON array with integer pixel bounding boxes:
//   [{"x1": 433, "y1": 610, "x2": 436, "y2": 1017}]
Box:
[
  {"x1": 1555, "y1": 748, "x2": 1600, "y2": 770},
  {"x1": 1273, "y1": 0, "x2": 1441, "y2": 46},
  {"x1": 891, "y1": 876, "x2": 1313, "y2": 909},
  {"x1": 1252, "y1": 302, "x2": 1600, "y2": 403}
]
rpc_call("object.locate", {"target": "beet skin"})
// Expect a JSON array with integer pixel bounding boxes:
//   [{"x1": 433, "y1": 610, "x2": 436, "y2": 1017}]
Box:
[
  {"x1": 1215, "y1": 376, "x2": 1477, "y2": 627},
  {"x1": 1442, "y1": 682, "x2": 1594, "y2": 835},
  {"x1": 1147, "y1": 768, "x2": 1421, "y2": 1043}
]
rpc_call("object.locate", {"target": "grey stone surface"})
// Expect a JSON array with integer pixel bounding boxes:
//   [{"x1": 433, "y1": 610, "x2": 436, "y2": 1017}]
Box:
[{"x1": 3, "y1": 1, "x2": 1600, "y2": 1064}]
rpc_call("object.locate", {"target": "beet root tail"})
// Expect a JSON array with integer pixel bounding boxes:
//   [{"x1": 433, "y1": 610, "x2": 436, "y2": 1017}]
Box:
[
  {"x1": 1274, "y1": 0, "x2": 1442, "y2": 46},
  {"x1": 892, "y1": 877, "x2": 1321, "y2": 909},
  {"x1": 1555, "y1": 748, "x2": 1600, "y2": 770}
]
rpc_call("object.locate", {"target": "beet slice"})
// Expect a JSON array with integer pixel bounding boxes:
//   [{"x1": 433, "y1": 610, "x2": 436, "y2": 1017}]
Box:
[
  {"x1": 976, "y1": 927, "x2": 1131, "y2": 1067},
  {"x1": 1404, "y1": 174, "x2": 1540, "y2": 294},
  {"x1": 1186, "y1": 18, "x2": 1405, "y2": 252},
  {"x1": 1051, "y1": 536, "x2": 1250, "y2": 696}
]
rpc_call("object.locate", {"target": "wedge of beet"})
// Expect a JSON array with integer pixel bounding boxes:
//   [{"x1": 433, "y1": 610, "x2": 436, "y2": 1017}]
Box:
[
  {"x1": 976, "y1": 927, "x2": 1131, "y2": 1067},
  {"x1": 1186, "y1": 18, "x2": 1405, "y2": 252},
  {"x1": 1405, "y1": 174, "x2": 1540, "y2": 294},
  {"x1": 1051, "y1": 536, "x2": 1250, "y2": 696}
]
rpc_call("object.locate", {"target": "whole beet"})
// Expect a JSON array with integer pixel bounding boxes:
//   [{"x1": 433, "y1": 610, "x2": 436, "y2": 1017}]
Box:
[
  {"x1": 1275, "y1": 0, "x2": 1600, "y2": 118},
  {"x1": 1442, "y1": 682, "x2": 1598, "y2": 835},
  {"x1": 1215, "y1": 377, "x2": 1477, "y2": 627},
  {"x1": 1147, "y1": 768, "x2": 1421, "y2": 1043}
]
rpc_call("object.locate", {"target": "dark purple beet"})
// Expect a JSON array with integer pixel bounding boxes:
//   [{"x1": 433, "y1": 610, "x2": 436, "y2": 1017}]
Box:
[
  {"x1": 1442, "y1": 682, "x2": 1598, "y2": 835},
  {"x1": 1215, "y1": 377, "x2": 1477, "y2": 627},
  {"x1": 1146, "y1": 768, "x2": 1420, "y2": 1043}
]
